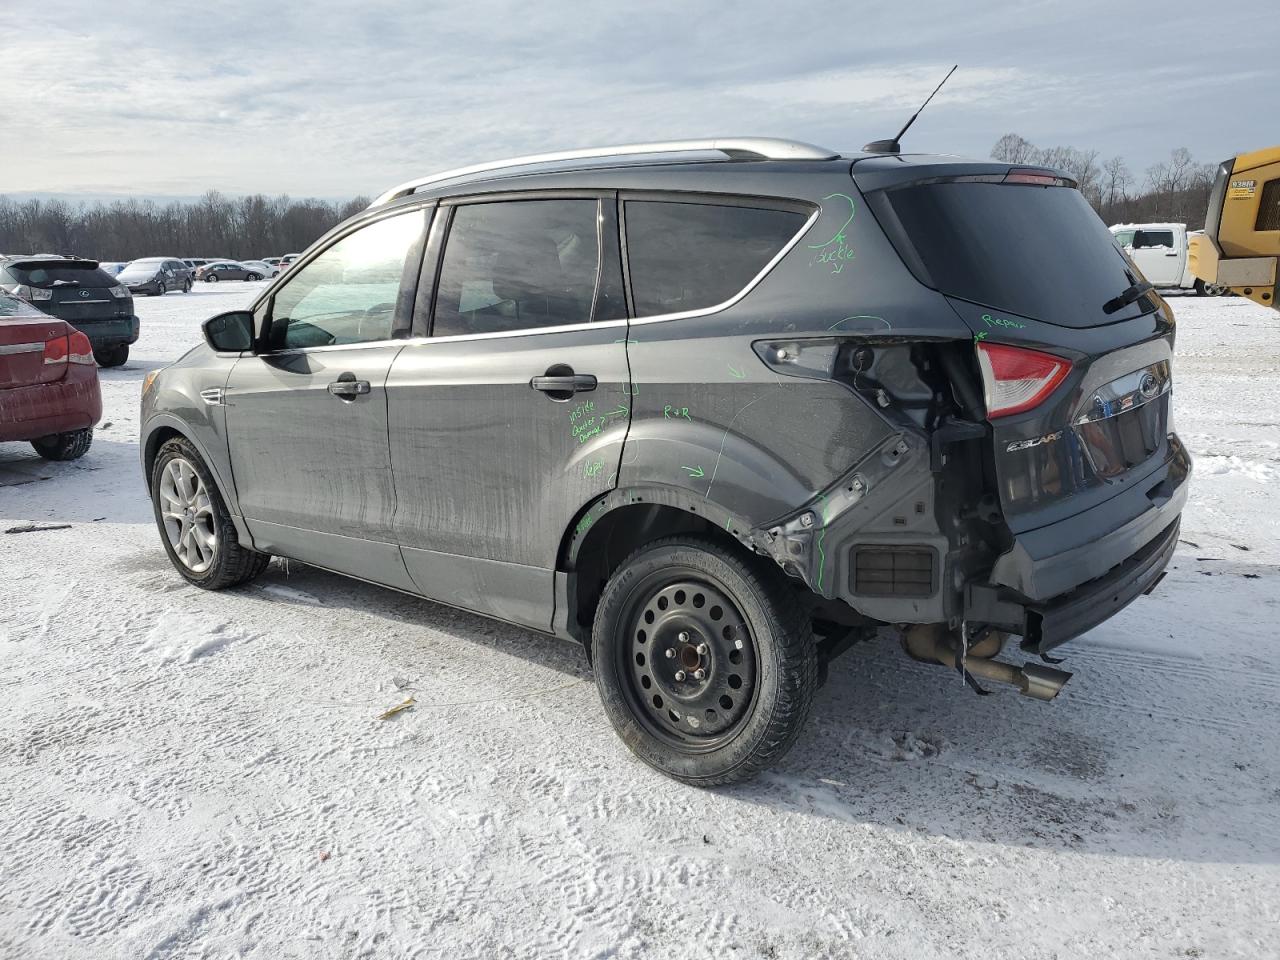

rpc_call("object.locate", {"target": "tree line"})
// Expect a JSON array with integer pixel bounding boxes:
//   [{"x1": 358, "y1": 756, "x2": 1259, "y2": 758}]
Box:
[
  {"x1": 990, "y1": 134, "x2": 1218, "y2": 228},
  {"x1": 0, "y1": 191, "x2": 371, "y2": 263}
]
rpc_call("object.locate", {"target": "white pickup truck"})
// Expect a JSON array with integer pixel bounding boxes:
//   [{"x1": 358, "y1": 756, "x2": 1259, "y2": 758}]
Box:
[{"x1": 1110, "y1": 222, "x2": 1227, "y2": 295}]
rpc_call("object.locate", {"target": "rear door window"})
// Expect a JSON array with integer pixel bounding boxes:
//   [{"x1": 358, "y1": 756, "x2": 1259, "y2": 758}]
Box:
[
  {"x1": 432, "y1": 199, "x2": 601, "y2": 338},
  {"x1": 623, "y1": 200, "x2": 807, "y2": 317}
]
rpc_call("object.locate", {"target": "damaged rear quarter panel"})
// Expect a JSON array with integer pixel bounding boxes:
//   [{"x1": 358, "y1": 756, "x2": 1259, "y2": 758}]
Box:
[{"x1": 616, "y1": 172, "x2": 972, "y2": 596}]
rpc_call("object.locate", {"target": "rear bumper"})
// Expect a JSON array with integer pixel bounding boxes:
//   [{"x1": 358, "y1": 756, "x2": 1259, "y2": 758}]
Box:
[
  {"x1": 969, "y1": 436, "x2": 1190, "y2": 651},
  {"x1": 0, "y1": 366, "x2": 102, "y2": 442},
  {"x1": 72, "y1": 315, "x2": 140, "y2": 347}
]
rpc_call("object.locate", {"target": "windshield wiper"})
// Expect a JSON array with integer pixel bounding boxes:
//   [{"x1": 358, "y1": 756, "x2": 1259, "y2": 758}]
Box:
[{"x1": 1103, "y1": 280, "x2": 1153, "y2": 315}]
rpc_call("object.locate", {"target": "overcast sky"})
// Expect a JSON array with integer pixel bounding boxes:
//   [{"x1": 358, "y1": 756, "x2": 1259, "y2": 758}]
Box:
[{"x1": 2, "y1": 0, "x2": 1275, "y2": 201}]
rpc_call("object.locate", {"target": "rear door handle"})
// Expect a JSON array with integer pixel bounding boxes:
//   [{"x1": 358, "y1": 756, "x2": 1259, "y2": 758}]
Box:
[
  {"x1": 328, "y1": 377, "x2": 371, "y2": 399},
  {"x1": 531, "y1": 374, "x2": 597, "y2": 395}
]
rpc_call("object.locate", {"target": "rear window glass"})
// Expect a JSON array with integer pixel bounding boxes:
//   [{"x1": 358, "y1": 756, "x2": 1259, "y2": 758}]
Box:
[
  {"x1": 624, "y1": 201, "x2": 806, "y2": 317},
  {"x1": 0, "y1": 293, "x2": 45, "y2": 317},
  {"x1": 6, "y1": 263, "x2": 117, "y2": 288},
  {"x1": 882, "y1": 182, "x2": 1150, "y2": 328}
]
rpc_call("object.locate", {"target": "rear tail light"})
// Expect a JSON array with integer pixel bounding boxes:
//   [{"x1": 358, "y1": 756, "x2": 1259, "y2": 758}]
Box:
[
  {"x1": 976, "y1": 341, "x2": 1072, "y2": 418},
  {"x1": 13, "y1": 284, "x2": 53, "y2": 301},
  {"x1": 68, "y1": 330, "x2": 95, "y2": 364},
  {"x1": 42, "y1": 335, "x2": 69, "y2": 366},
  {"x1": 110, "y1": 285, "x2": 130, "y2": 299}
]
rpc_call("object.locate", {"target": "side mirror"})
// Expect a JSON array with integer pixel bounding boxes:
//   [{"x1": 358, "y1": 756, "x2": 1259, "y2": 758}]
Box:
[{"x1": 203, "y1": 310, "x2": 254, "y2": 352}]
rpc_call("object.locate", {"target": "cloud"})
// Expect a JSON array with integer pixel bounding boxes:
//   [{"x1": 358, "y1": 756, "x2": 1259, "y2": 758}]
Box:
[{"x1": 2, "y1": 0, "x2": 1276, "y2": 197}]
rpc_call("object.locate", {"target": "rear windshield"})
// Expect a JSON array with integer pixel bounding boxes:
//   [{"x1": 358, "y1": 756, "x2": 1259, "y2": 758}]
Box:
[
  {"x1": 0, "y1": 293, "x2": 45, "y2": 317},
  {"x1": 5, "y1": 262, "x2": 117, "y2": 288},
  {"x1": 881, "y1": 181, "x2": 1149, "y2": 328}
]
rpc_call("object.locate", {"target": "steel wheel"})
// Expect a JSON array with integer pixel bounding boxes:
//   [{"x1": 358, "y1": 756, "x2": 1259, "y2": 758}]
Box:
[
  {"x1": 158, "y1": 456, "x2": 217, "y2": 573},
  {"x1": 619, "y1": 571, "x2": 759, "y2": 750}
]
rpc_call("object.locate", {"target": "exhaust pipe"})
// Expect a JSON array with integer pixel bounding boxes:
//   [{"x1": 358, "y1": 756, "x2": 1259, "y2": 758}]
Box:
[{"x1": 902, "y1": 625, "x2": 1071, "y2": 701}]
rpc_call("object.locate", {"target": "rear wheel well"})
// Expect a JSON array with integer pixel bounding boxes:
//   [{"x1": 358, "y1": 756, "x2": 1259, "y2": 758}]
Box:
[{"x1": 566, "y1": 502, "x2": 758, "y2": 651}]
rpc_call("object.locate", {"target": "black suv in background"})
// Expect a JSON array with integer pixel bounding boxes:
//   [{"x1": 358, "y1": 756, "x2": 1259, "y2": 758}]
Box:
[
  {"x1": 140, "y1": 138, "x2": 1189, "y2": 785},
  {"x1": 117, "y1": 257, "x2": 194, "y2": 297},
  {"x1": 1, "y1": 256, "x2": 139, "y2": 366}
]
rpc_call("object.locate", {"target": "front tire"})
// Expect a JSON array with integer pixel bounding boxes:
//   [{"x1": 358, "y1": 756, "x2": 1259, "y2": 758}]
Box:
[
  {"x1": 93, "y1": 344, "x2": 128, "y2": 367},
  {"x1": 591, "y1": 535, "x2": 817, "y2": 786},
  {"x1": 151, "y1": 437, "x2": 271, "y2": 589},
  {"x1": 206, "y1": 274, "x2": 219, "y2": 283},
  {"x1": 31, "y1": 428, "x2": 93, "y2": 461},
  {"x1": 245, "y1": 272, "x2": 262, "y2": 281}
]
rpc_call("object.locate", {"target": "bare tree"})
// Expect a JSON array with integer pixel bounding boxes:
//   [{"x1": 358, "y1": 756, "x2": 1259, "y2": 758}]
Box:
[
  {"x1": 990, "y1": 133, "x2": 1039, "y2": 164},
  {"x1": 0, "y1": 193, "x2": 370, "y2": 261}
]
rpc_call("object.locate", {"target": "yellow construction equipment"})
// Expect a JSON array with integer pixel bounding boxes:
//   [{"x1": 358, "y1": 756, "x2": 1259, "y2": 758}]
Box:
[{"x1": 1188, "y1": 146, "x2": 1280, "y2": 310}]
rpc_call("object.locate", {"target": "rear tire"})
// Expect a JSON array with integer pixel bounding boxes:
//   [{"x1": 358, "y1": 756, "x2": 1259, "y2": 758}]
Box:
[
  {"x1": 93, "y1": 344, "x2": 128, "y2": 367},
  {"x1": 246, "y1": 272, "x2": 262, "y2": 281},
  {"x1": 31, "y1": 428, "x2": 93, "y2": 461},
  {"x1": 151, "y1": 436, "x2": 271, "y2": 589},
  {"x1": 591, "y1": 535, "x2": 817, "y2": 786}
]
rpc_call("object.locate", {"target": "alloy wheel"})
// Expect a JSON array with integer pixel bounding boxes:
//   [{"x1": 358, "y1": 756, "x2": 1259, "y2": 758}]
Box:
[{"x1": 158, "y1": 457, "x2": 218, "y2": 573}]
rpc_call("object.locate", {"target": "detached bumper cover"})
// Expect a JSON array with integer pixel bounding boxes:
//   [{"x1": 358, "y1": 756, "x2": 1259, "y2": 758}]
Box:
[{"x1": 0, "y1": 366, "x2": 102, "y2": 441}]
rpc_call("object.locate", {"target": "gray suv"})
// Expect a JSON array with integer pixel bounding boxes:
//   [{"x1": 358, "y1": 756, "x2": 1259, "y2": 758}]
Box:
[{"x1": 140, "y1": 138, "x2": 1189, "y2": 784}]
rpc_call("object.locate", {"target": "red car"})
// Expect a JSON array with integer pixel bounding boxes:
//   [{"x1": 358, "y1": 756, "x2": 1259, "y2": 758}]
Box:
[{"x1": 0, "y1": 293, "x2": 102, "y2": 460}]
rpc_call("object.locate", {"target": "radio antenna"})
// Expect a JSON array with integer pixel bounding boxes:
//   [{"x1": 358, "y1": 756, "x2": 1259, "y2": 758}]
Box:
[{"x1": 863, "y1": 64, "x2": 958, "y2": 155}]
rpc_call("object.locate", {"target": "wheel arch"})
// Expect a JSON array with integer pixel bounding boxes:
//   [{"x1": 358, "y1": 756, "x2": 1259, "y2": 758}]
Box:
[
  {"x1": 141, "y1": 416, "x2": 253, "y2": 546},
  {"x1": 556, "y1": 484, "x2": 780, "y2": 656}
]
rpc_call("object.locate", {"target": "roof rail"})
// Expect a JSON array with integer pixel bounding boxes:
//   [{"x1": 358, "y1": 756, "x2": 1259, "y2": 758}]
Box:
[{"x1": 368, "y1": 138, "x2": 840, "y2": 207}]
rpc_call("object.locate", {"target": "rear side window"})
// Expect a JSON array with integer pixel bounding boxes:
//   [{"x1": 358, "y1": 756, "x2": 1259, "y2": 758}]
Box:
[
  {"x1": 433, "y1": 199, "x2": 600, "y2": 338},
  {"x1": 623, "y1": 200, "x2": 807, "y2": 317},
  {"x1": 5, "y1": 263, "x2": 117, "y2": 287}
]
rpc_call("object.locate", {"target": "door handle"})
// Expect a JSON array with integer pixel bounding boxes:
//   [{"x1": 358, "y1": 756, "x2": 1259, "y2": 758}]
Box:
[
  {"x1": 328, "y1": 377, "x2": 371, "y2": 399},
  {"x1": 531, "y1": 373, "x2": 597, "y2": 395}
]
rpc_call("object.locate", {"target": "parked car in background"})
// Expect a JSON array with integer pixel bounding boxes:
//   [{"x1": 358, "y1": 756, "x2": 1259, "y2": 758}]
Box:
[
  {"x1": 261, "y1": 257, "x2": 283, "y2": 269},
  {"x1": 99, "y1": 262, "x2": 128, "y2": 277},
  {"x1": 195, "y1": 261, "x2": 265, "y2": 282},
  {"x1": 0, "y1": 256, "x2": 138, "y2": 367},
  {"x1": 142, "y1": 138, "x2": 1190, "y2": 785},
  {"x1": 1110, "y1": 223, "x2": 1227, "y2": 296},
  {"x1": 241, "y1": 259, "x2": 279, "y2": 278},
  {"x1": 279, "y1": 253, "x2": 302, "y2": 271},
  {"x1": 0, "y1": 292, "x2": 101, "y2": 459},
  {"x1": 182, "y1": 258, "x2": 212, "y2": 273},
  {"x1": 119, "y1": 258, "x2": 194, "y2": 296}
]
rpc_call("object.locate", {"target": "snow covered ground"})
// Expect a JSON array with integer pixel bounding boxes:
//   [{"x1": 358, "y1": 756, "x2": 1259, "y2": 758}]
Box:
[{"x1": 1, "y1": 285, "x2": 1277, "y2": 959}]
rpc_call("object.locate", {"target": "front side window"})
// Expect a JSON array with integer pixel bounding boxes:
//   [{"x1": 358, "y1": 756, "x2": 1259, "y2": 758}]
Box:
[
  {"x1": 1133, "y1": 230, "x2": 1174, "y2": 249},
  {"x1": 433, "y1": 199, "x2": 600, "y2": 338},
  {"x1": 268, "y1": 209, "x2": 426, "y2": 349},
  {"x1": 624, "y1": 200, "x2": 807, "y2": 317}
]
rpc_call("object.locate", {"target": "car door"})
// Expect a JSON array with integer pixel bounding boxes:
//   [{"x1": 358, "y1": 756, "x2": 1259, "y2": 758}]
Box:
[
  {"x1": 386, "y1": 194, "x2": 631, "y2": 630},
  {"x1": 224, "y1": 206, "x2": 430, "y2": 589},
  {"x1": 1130, "y1": 228, "x2": 1179, "y2": 286}
]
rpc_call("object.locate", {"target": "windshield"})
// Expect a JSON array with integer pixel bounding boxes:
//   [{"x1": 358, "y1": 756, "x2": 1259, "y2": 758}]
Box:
[
  {"x1": 880, "y1": 181, "x2": 1152, "y2": 328},
  {"x1": 120, "y1": 261, "x2": 166, "y2": 277},
  {"x1": 7, "y1": 263, "x2": 118, "y2": 288}
]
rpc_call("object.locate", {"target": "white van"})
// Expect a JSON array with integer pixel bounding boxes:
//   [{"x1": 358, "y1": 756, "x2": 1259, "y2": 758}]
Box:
[{"x1": 1110, "y1": 222, "x2": 1227, "y2": 295}]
